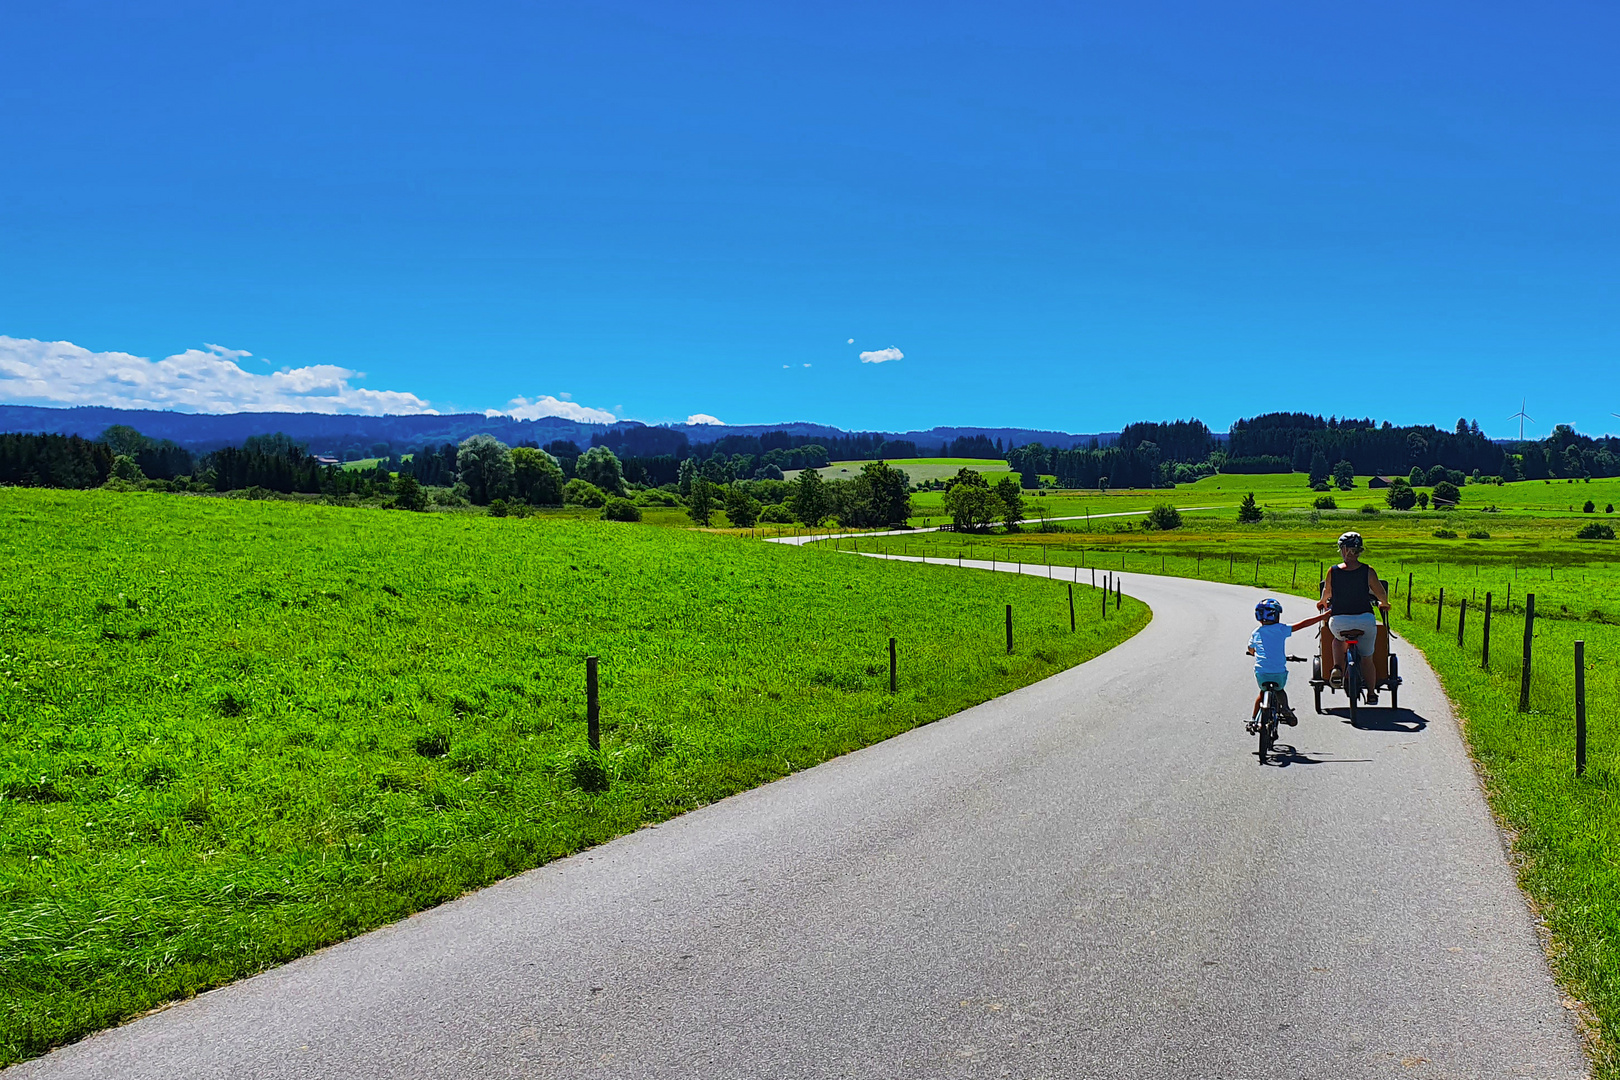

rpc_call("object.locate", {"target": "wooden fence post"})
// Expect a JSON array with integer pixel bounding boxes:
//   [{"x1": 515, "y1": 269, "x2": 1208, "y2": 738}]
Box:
[
  {"x1": 586, "y1": 656, "x2": 600, "y2": 752},
  {"x1": 1006, "y1": 605, "x2": 1013, "y2": 654},
  {"x1": 1436, "y1": 586, "x2": 1445, "y2": 631},
  {"x1": 1406, "y1": 573, "x2": 1413, "y2": 619},
  {"x1": 1575, "y1": 639, "x2": 1586, "y2": 776},
  {"x1": 1518, "y1": 593, "x2": 1536, "y2": 713},
  {"x1": 1482, "y1": 592, "x2": 1493, "y2": 671},
  {"x1": 1068, "y1": 584, "x2": 1075, "y2": 631},
  {"x1": 889, "y1": 637, "x2": 897, "y2": 694},
  {"x1": 1457, "y1": 596, "x2": 1467, "y2": 647},
  {"x1": 1115, "y1": 576, "x2": 1122, "y2": 610}
]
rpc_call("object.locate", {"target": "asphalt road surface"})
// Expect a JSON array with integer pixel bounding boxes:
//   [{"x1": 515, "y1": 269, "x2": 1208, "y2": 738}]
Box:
[{"x1": 11, "y1": 563, "x2": 1589, "y2": 1079}]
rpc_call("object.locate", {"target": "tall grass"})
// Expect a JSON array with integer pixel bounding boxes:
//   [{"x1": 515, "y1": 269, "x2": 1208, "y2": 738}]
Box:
[{"x1": 0, "y1": 489, "x2": 1148, "y2": 1065}]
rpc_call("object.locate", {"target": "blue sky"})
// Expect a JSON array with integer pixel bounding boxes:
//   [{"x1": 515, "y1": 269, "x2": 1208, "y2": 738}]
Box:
[{"x1": 2, "y1": 1, "x2": 1616, "y2": 437}]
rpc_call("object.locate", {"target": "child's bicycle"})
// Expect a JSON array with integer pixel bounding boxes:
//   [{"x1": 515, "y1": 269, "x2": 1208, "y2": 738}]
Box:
[
  {"x1": 1249, "y1": 656, "x2": 1308, "y2": 763},
  {"x1": 1310, "y1": 607, "x2": 1402, "y2": 726}
]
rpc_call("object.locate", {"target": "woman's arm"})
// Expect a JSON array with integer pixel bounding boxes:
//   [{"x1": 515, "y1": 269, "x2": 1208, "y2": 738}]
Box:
[
  {"x1": 1292, "y1": 611, "x2": 1328, "y2": 632},
  {"x1": 1368, "y1": 566, "x2": 1391, "y2": 612}
]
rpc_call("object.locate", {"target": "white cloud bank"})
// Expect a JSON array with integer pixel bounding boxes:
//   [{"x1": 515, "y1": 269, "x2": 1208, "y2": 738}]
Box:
[
  {"x1": 686, "y1": 413, "x2": 724, "y2": 425},
  {"x1": 0, "y1": 336, "x2": 437, "y2": 415},
  {"x1": 859, "y1": 347, "x2": 903, "y2": 364},
  {"x1": 489, "y1": 395, "x2": 616, "y2": 424}
]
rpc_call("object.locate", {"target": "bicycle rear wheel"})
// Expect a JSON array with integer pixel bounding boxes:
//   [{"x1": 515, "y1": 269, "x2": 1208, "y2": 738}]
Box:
[{"x1": 1347, "y1": 651, "x2": 1360, "y2": 726}]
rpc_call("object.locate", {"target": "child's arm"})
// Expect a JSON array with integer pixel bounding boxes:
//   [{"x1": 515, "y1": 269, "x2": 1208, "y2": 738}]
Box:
[{"x1": 1291, "y1": 611, "x2": 1328, "y2": 632}]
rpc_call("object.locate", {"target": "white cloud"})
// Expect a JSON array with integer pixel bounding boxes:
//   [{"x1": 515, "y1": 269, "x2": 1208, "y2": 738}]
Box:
[
  {"x1": 803, "y1": 363, "x2": 812, "y2": 368},
  {"x1": 490, "y1": 395, "x2": 616, "y2": 424},
  {"x1": 859, "y1": 346, "x2": 904, "y2": 364},
  {"x1": 686, "y1": 413, "x2": 724, "y2": 425},
  {"x1": 783, "y1": 364, "x2": 790, "y2": 369},
  {"x1": 847, "y1": 338, "x2": 854, "y2": 344},
  {"x1": 558, "y1": 391, "x2": 572, "y2": 401},
  {"x1": 0, "y1": 336, "x2": 436, "y2": 415}
]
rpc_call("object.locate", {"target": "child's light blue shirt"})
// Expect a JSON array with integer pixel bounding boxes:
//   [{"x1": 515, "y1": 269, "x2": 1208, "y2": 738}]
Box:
[{"x1": 1250, "y1": 623, "x2": 1292, "y2": 674}]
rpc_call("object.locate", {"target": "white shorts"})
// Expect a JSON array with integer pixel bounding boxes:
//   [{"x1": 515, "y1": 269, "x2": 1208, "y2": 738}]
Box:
[{"x1": 1328, "y1": 613, "x2": 1378, "y2": 645}]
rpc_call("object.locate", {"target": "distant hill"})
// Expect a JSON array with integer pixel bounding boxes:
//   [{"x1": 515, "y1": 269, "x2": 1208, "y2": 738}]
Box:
[{"x1": 0, "y1": 404, "x2": 1117, "y2": 456}]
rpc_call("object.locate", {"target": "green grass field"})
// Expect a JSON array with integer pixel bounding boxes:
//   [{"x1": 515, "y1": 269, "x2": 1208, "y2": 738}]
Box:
[
  {"x1": 849, "y1": 496, "x2": 1620, "y2": 1074},
  {"x1": 785, "y1": 456, "x2": 1012, "y2": 485},
  {"x1": 0, "y1": 488, "x2": 1147, "y2": 1066}
]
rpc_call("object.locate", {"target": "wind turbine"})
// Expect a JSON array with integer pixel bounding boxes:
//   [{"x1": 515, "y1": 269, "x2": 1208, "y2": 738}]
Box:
[{"x1": 1509, "y1": 399, "x2": 1534, "y2": 440}]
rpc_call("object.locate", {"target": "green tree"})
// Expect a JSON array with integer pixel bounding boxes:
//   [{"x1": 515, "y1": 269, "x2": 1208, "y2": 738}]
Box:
[
  {"x1": 1408, "y1": 465, "x2": 1425, "y2": 488},
  {"x1": 686, "y1": 478, "x2": 716, "y2": 526},
  {"x1": 722, "y1": 484, "x2": 760, "y2": 527},
  {"x1": 1583, "y1": 499, "x2": 1596, "y2": 514},
  {"x1": 994, "y1": 474, "x2": 1025, "y2": 528},
  {"x1": 1431, "y1": 480, "x2": 1461, "y2": 508},
  {"x1": 511, "y1": 447, "x2": 566, "y2": 506},
  {"x1": 788, "y1": 468, "x2": 831, "y2": 526},
  {"x1": 576, "y1": 446, "x2": 625, "y2": 495},
  {"x1": 944, "y1": 470, "x2": 998, "y2": 532},
  {"x1": 100, "y1": 425, "x2": 148, "y2": 458},
  {"x1": 677, "y1": 458, "x2": 697, "y2": 497},
  {"x1": 1308, "y1": 450, "x2": 1330, "y2": 488},
  {"x1": 456, "y1": 435, "x2": 514, "y2": 505},
  {"x1": 1332, "y1": 460, "x2": 1355, "y2": 490},
  {"x1": 854, "y1": 461, "x2": 913, "y2": 527},
  {"x1": 1237, "y1": 492, "x2": 1263, "y2": 523},
  {"x1": 1416, "y1": 490, "x2": 1430, "y2": 510},
  {"x1": 1385, "y1": 483, "x2": 1417, "y2": 510},
  {"x1": 392, "y1": 473, "x2": 427, "y2": 511},
  {"x1": 110, "y1": 454, "x2": 145, "y2": 482}
]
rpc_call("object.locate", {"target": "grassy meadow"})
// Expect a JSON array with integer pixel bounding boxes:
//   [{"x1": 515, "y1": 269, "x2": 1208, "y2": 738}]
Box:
[
  {"x1": 850, "y1": 487, "x2": 1620, "y2": 1074},
  {"x1": 0, "y1": 488, "x2": 1147, "y2": 1065}
]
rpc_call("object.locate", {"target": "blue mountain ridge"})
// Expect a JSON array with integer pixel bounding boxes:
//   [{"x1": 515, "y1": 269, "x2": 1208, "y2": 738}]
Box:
[{"x1": 0, "y1": 404, "x2": 1119, "y2": 454}]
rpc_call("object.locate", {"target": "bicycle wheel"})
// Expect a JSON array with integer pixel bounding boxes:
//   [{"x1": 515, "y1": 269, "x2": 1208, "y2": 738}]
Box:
[
  {"x1": 1346, "y1": 651, "x2": 1360, "y2": 726},
  {"x1": 1259, "y1": 698, "x2": 1276, "y2": 761}
]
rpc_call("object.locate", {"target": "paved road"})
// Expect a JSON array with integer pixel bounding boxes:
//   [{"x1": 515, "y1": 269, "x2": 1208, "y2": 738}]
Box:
[{"x1": 12, "y1": 564, "x2": 1588, "y2": 1079}]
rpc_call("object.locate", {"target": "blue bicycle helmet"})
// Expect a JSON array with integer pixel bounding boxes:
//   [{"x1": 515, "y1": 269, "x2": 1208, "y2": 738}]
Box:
[{"x1": 1255, "y1": 598, "x2": 1284, "y2": 624}]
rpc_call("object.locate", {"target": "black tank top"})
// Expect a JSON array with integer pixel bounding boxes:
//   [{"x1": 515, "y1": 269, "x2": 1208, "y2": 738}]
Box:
[{"x1": 1329, "y1": 563, "x2": 1375, "y2": 615}]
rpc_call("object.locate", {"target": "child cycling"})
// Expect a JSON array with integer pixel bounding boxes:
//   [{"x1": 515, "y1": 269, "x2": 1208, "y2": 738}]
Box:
[
  {"x1": 1316, "y1": 530, "x2": 1392, "y2": 703},
  {"x1": 1248, "y1": 598, "x2": 1326, "y2": 725}
]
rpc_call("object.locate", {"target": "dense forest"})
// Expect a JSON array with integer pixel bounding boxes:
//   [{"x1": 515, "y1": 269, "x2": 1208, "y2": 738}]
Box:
[{"x1": 4, "y1": 414, "x2": 1619, "y2": 503}]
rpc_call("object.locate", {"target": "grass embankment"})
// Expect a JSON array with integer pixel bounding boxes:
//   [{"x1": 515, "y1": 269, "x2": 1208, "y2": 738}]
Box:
[
  {"x1": 0, "y1": 488, "x2": 1147, "y2": 1066},
  {"x1": 852, "y1": 495, "x2": 1620, "y2": 1074}
]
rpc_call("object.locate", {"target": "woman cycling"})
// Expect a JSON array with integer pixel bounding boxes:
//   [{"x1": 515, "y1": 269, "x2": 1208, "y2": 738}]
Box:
[{"x1": 1317, "y1": 531, "x2": 1391, "y2": 702}]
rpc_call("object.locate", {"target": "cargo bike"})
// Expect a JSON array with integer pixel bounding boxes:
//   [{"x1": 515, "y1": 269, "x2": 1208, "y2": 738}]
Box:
[{"x1": 1308, "y1": 578, "x2": 1402, "y2": 725}]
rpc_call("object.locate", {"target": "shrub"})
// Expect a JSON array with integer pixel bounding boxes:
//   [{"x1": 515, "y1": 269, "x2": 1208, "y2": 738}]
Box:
[
  {"x1": 1416, "y1": 491, "x2": 1430, "y2": 510},
  {"x1": 758, "y1": 503, "x2": 794, "y2": 524},
  {"x1": 1583, "y1": 500, "x2": 1596, "y2": 513},
  {"x1": 1466, "y1": 530, "x2": 1490, "y2": 539},
  {"x1": 1575, "y1": 522, "x2": 1616, "y2": 540},
  {"x1": 430, "y1": 486, "x2": 468, "y2": 508},
  {"x1": 1359, "y1": 504, "x2": 1379, "y2": 515},
  {"x1": 1608, "y1": 504, "x2": 1615, "y2": 514},
  {"x1": 1432, "y1": 528, "x2": 1458, "y2": 539},
  {"x1": 392, "y1": 473, "x2": 427, "y2": 511},
  {"x1": 1237, "y1": 493, "x2": 1263, "y2": 523},
  {"x1": 487, "y1": 498, "x2": 509, "y2": 518},
  {"x1": 601, "y1": 497, "x2": 642, "y2": 522},
  {"x1": 1143, "y1": 503, "x2": 1182, "y2": 531},
  {"x1": 564, "y1": 479, "x2": 607, "y2": 508},
  {"x1": 1431, "y1": 480, "x2": 1461, "y2": 508},
  {"x1": 1384, "y1": 484, "x2": 1416, "y2": 510},
  {"x1": 1312, "y1": 495, "x2": 1337, "y2": 510}
]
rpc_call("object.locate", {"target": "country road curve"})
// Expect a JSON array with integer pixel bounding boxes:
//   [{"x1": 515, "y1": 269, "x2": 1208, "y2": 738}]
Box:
[{"x1": 9, "y1": 561, "x2": 1589, "y2": 1079}]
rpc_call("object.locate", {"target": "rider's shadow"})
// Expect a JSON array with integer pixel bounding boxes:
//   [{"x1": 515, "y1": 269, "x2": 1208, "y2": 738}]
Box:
[
  {"x1": 1322, "y1": 707, "x2": 1428, "y2": 733},
  {"x1": 1265, "y1": 742, "x2": 1371, "y2": 767}
]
